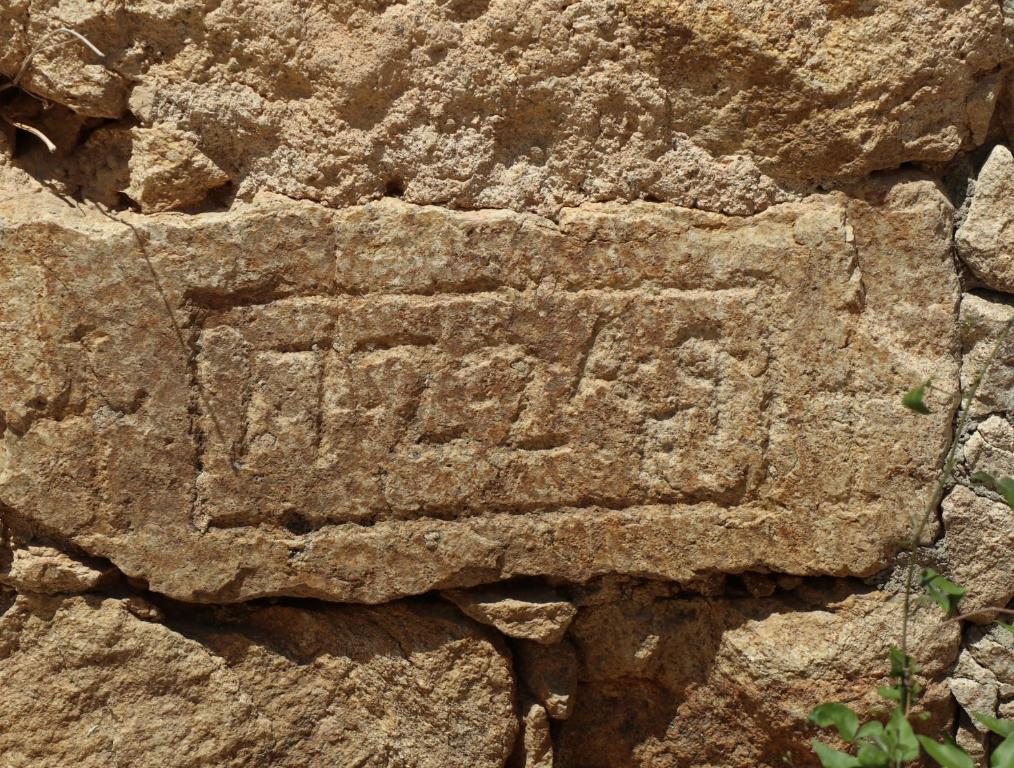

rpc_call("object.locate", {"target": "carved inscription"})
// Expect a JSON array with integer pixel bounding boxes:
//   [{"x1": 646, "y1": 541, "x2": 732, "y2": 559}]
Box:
[
  {"x1": 196, "y1": 289, "x2": 769, "y2": 528},
  {"x1": 0, "y1": 188, "x2": 962, "y2": 601}
]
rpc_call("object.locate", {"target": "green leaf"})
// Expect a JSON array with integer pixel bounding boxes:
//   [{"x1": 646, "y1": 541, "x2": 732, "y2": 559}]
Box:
[
  {"x1": 997, "y1": 621, "x2": 1014, "y2": 634},
  {"x1": 857, "y1": 721, "x2": 886, "y2": 742},
  {"x1": 993, "y1": 735, "x2": 1014, "y2": 768},
  {"x1": 972, "y1": 470, "x2": 998, "y2": 488},
  {"x1": 920, "y1": 568, "x2": 966, "y2": 617},
  {"x1": 903, "y1": 383, "x2": 931, "y2": 414},
  {"x1": 972, "y1": 712, "x2": 1014, "y2": 738},
  {"x1": 856, "y1": 743, "x2": 890, "y2": 768},
  {"x1": 969, "y1": 471, "x2": 1014, "y2": 509},
  {"x1": 877, "y1": 685, "x2": 902, "y2": 702},
  {"x1": 810, "y1": 704, "x2": 860, "y2": 742},
  {"x1": 886, "y1": 708, "x2": 919, "y2": 762},
  {"x1": 996, "y1": 477, "x2": 1014, "y2": 510},
  {"x1": 812, "y1": 741, "x2": 862, "y2": 768},
  {"x1": 917, "y1": 736, "x2": 974, "y2": 768}
]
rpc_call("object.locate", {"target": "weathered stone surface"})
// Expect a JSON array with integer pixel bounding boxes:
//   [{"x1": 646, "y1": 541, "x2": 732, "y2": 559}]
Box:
[
  {"x1": 1, "y1": 0, "x2": 1012, "y2": 762},
  {"x1": 515, "y1": 639, "x2": 579, "y2": 720},
  {"x1": 510, "y1": 700, "x2": 555, "y2": 768},
  {"x1": 950, "y1": 625, "x2": 1014, "y2": 738},
  {"x1": 956, "y1": 146, "x2": 1014, "y2": 293},
  {"x1": 124, "y1": 125, "x2": 230, "y2": 213},
  {"x1": 962, "y1": 415, "x2": 1014, "y2": 481},
  {"x1": 0, "y1": 543, "x2": 111, "y2": 594},
  {"x1": 0, "y1": 172, "x2": 960, "y2": 603},
  {"x1": 0, "y1": 593, "x2": 517, "y2": 768},
  {"x1": 943, "y1": 485, "x2": 1014, "y2": 622},
  {"x1": 1, "y1": 0, "x2": 1007, "y2": 214},
  {"x1": 959, "y1": 292, "x2": 1014, "y2": 418},
  {"x1": 444, "y1": 585, "x2": 576, "y2": 644},
  {"x1": 556, "y1": 586, "x2": 961, "y2": 768}
]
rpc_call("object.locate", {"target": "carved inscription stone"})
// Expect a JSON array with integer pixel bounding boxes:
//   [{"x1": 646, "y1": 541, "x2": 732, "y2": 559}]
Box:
[{"x1": 0, "y1": 173, "x2": 959, "y2": 602}]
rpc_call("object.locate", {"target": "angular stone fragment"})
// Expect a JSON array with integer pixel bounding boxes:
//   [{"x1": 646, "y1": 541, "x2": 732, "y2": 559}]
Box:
[
  {"x1": 510, "y1": 700, "x2": 554, "y2": 768},
  {"x1": 0, "y1": 543, "x2": 111, "y2": 594},
  {"x1": 943, "y1": 486, "x2": 1014, "y2": 622},
  {"x1": 0, "y1": 174, "x2": 959, "y2": 603},
  {"x1": 556, "y1": 586, "x2": 960, "y2": 768},
  {"x1": 951, "y1": 648, "x2": 1000, "y2": 730},
  {"x1": 950, "y1": 625, "x2": 1014, "y2": 738},
  {"x1": 0, "y1": 11, "x2": 125, "y2": 119},
  {"x1": 962, "y1": 415, "x2": 1014, "y2": 481},
  {"x1": 444, "y1": 585, "x2": 576, "y2": 644},
  {"x1": 124, "y1": 125, "x2": 231, "y2": 213},
  {"x1": 0, "y1": 593, "x2": 517, "y2": 768},
  {"x1": 954, "y1": 721, "x2": 988, "y2": 768},
  {"x1": 959, "y1": 293, "x2": 1014, "y2": 418},
  {"x1": 1, "y1": 0, "x2": 1007, "y2": 213},
  {"x1": 515, "y1": 639, "x2": 579, "y2": 719},
  {"x1": 956, "y1": 146, "x2": 1014, "y2": 293}
]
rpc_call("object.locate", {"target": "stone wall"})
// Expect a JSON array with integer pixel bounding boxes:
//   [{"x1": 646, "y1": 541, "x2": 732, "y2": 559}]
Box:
[{"x1": 0, "y1": 1, "x2": 1013, "y2": 766}]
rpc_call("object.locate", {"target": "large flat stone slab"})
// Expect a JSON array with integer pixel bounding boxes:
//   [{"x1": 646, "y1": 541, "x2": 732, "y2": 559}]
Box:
[{"x1": 0, "y1": 174, "x2": 959, "y2": 602}]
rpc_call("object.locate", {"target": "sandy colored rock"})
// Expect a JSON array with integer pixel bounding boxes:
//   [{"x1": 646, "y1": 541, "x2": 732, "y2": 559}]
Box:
[
  {"x1": 1, "y1": 0, "x2": 1008, "y2": 214},
  {"x1": 124, "y1": 125, "x2": 230, "y2": 213},
  {"x1": 943, "y1": 486, "x2": 1014, "y2": 623},
  {"x1": 956, "y1": 146, "x2": 1014, "y2": 292},
  {"x1": 961, "y1": 415, "x2": 1014, "y2": 481},
  {"x1": 511, "y1": 700, "x2": 554, "y2": 768},
  {"x1": 959, "y1": 292, "x2": 1014, "y2": 418},
  {"x1": 556, "y1": 586, "x2": 961, "y2": 768},
  {"x1": 0, "y1": 543, "x2": 111, "y2": 594},
  {"x1": 950, "y1": 624, "x2": 1014, "y2": 739},
  {"x1": 954, "y1": 721, "x2": 989, "y2": 768},
  {"x1": 0, "y1": 173, "x2": 960, "y2": 603},
  {"x1": 516, "y1": 639, "x2": 579, "y2": 719},
  {"x1": 444, "y1": 585, "x2": 576, "y2": 644},
  {"x1": 0, "y1": 593, "x2": 516, "y2": 768}
]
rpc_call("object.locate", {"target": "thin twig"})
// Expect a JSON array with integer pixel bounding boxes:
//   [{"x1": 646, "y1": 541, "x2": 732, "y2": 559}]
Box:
[
  {"x1": 944, "y1": 607, "x2": 1014, "y2": 625},
  {"x1": 0, "y1": 27, "x2": 104, "y2": 94},
  {"x1": 0, "y1": 27, "x2": 106, "y2": 152},
  {"x1": 8, "y1": 120, "x2": 55, "y2": 152}
]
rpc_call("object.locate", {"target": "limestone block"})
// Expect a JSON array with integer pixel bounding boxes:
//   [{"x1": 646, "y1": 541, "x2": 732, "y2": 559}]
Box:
[
  {"x1": 556, "y1": 587, "x2": 960, "y2": 768},
  {"x1": 0, "y1": 0, "x2": 1007, "y2": 212},
  {"x1": 0, "y1": 593, "x2": 517, "y2": 768},
  {"x1": 956, "y1": 146, "x2": 1014, "y2": 293},
  {"x1": 943, "y1": 486, "x2": 1014, "y2": 622},
  {"x1": 0, "y1": 175, "x2": 959, "y2": 603}
]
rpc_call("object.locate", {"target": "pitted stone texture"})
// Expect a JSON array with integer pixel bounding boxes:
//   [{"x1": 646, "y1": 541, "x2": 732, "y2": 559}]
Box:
[
  {"x1": 511, "y1": 700, "x2": 555, "y2": 768},
  {"x1": 443, "y1": 585, "x2": 576, "y2": 644},
  {"x1": 124, "y1": 124, "x2": 230, "y2": 213},
  {"x1": 950, "y1": 625, "x2": 1014, "y2": 739},
  {"x1": 943, "y1": 485, "x2": 1014, "y2": 623},
  {"x1": 956, "y1": 146, "x2": 1014, "y2": 293},
  {"x1": 515, "y1": 639, "x2": 579, "y2": 719},
  {"x1": 959, "y1": 293, "x2": 1014, "y2": 419},
  {"x1": 556, "y1": 586, "x2": 961, "y2": 768},
  {"x1": 0, "y1": 174, "x2": 959, "y2": 603},
  {"x1": 0, "y1": 593, "x2": 517, "y2": 768},
  {"x1": 1, "y1": 0, "x2": 1008, "y2": 214},
  {"x1": 0, "y1": 543, "x2": 111, "y2": 594}
]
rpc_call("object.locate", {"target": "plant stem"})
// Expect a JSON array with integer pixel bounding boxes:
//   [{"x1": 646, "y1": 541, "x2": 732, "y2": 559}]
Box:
[
  {"x1": 944, "y1": 607, "x2": 1014, "y2": 624},
  {"x1": 898, "y1": 316, "x2": 1014, "y2": 713}
]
